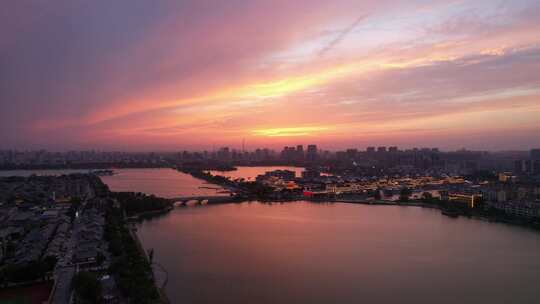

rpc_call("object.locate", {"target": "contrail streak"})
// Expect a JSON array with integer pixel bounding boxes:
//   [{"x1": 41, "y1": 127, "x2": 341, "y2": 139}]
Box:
[{"x1": 318, "y1": 15, "x2": 366, "y2": 57}]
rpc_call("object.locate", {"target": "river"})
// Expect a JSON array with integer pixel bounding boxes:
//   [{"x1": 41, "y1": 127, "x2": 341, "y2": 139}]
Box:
[
  {"x1": 0, "y1": 169, "x2": 96, "y2": 177},
  {"x1": 206, "y1": 166, "x2": 305, "y2": 181},
  {"x1": 100, "y1": 168, "x2": 228, "y2": 198},
  {"x1": 137, "y1": 202, "x2": 540, "y2": 304},
  {"x1": 98, "y1": 168, "x2": 540, "y2": 304},
  {"x1": 8, "y1": 167, "x2": 539, "y2": 303}
]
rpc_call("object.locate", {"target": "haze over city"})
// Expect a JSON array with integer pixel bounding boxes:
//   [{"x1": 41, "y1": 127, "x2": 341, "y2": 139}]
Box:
[{"x1": 2, "y1": 0, "x2": 540, "y2": 151}]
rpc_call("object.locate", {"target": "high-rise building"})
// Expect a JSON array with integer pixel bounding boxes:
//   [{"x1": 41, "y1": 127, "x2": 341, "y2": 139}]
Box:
[
  {"x1": 296, "y1": 145, "x2": 304, "y2": 161},
  {"x1": 306, "y1": 145, "x2": 318, "y2": 162},
  {"x1": 514, "y1": 160, "x2": 532, "y2": 174},
  {"x1": 217, "y1": 147, "x2": 231, "y2": 161},
  {"x1": 281, "y1": 146, "x2": 297, "y2": 161},
  {"x1": 346, "y1": 149, "x2": 358, "y2": 159},
  {"x1": 377, "y1": 146, "x2": 387, "y2": 153},
  {"x1": 534, "y1": 160, "x2": 540, "y2": 175},
  {"x1": 531, "y1": 149, "x2": 540, "y2": 160}
]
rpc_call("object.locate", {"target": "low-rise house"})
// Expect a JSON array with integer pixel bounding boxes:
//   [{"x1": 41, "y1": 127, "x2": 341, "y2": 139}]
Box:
[
  {"x1": 101, "y1": 275, "x2": 120, "y2": 303},
  {"x1": 449, "y1": 193, "x2": 482, "y2": 208},
  {"x1": 41, "y1": 210, "x2": 60, "y2": 220},
  {"x1": 74, "y1": 247, "x2": 98, "y2": 264},
  {"x1": 8, "y1": 211, "x2": 35, "y2": 227},
  {"x1": 487, "y1": 201, "x2": 540, "y2": 218}
]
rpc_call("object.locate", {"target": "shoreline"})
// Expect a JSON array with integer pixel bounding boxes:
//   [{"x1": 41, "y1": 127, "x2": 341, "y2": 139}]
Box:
[
  {"x1": 106, "y1": 190, "x2": 175, "y2": 303},
  {"x1": 129, "y1": 223, "x2": 171, "y2": 304},
  {"x1": 139, "y1": 196, "x2": 540, "y2": 233},
  {"x1": 172, "y1": 170, "x2": 540, "y2": 232},
  {"x1": 268, "y1": 199, "x2": 540, "y2": 230},
  {"x1": 0, "y1": 165, "x2": 171, "y2": 171},
  {"x1": 126, "y1": 205, "x2": 174, "y2": 221}
]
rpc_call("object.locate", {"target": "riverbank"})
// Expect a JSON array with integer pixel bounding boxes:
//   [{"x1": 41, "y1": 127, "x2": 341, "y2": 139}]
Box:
[
  {"x1": 260, "y1": 198, "x2": 540, "y2": 231},
  {"x1": 128, "y1": 223, "x2": 171, "y2": 304},
  {"x1": 109, "y1": 191, "x2": 175, "y2": 303},
  {"x1": 166, "y1": 194, "x2": 540, "y2": 232},
  {"x1": 127, "y1": 205, "x2": 174, "y2": 222},
  {"x1": 104, "y1": 199, "x2": 163, "y2": 303},
  {"x1": 179, "y1": 169, "x2": 540, "y2": 232},
  {"x1": 0, "y1": 164, "x2": 171, "y2": 171},
  {"x1": 118, "y1": 201, "x2": 172, "y2": 303}
]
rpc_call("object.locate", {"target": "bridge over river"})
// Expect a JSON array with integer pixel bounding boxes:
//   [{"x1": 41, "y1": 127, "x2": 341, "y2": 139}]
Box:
[{"x1": 168, "y1": 195, "x2": 241, "y2": 206}]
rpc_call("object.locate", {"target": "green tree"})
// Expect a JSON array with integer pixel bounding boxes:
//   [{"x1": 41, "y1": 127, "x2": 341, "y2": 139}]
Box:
[
  {"x1": 374, "y1": 189, "x2": 382, "y2": 200},
  {"x1": 422, "y1": 192, "x2": 433, "y2": 201},
  {"x1": 399, "y1": 188, "x2": 412, "y2": 202},
  {"x1": 148, "y1": 248, "x2": 154, "y2": 264},
  {"x1": 96, "y1": 252, "x2": 106, "y2": 265},
  {"x1": 73, "y1": 271, "x2": 102, "y2": 303}
]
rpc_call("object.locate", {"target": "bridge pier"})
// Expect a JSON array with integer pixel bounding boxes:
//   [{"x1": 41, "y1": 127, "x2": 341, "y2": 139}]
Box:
[{"x1": 169, "y1": 195, "x2": 239, "y2": 206}]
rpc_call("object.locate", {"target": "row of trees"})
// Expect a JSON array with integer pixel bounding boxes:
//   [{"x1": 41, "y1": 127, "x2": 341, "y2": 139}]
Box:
[
  {"x1": 372, "y1": 188, "x2": 415, "y2": 202},
  {"x1": 111, "y1": 192, "x2": 172, "y2": 216},
  {"x1": 104, "y1": 203, "x2": 160, "y2": 303},
  {"x1": 183, "y1": 169, "x2": 275, "y2": 200},
  {"x1": 72, "y1": 271, "x2": 102, "y2": 303},
  {"x1": 373, "y1": 188, "x2": 440, "y2": 204},
  {"x1": 71, "y1": 194, "x2": 163, "y2": 303}
]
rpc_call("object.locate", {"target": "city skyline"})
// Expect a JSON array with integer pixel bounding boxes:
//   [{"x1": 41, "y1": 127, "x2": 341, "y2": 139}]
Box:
[
  {"x1": 1, "y1": 145, "x2": 538, "y2": 154},
  {"x1": 2, "y1": 1, "x2": 540, "y2": 151}
]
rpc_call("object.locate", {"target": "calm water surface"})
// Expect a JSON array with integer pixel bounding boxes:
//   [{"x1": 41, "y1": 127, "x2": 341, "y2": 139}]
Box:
[
  {"x1": 207, "y1": 166, "x2": 305, "y2": 181},
  {"x1": 138, "y1": 202, "x2": 540, "y2": 304},
  {"x1": 0, "y1": 169, "x2": 95, "y2": 177},
  {"x1": 101, "y1": 168, "x2": 227, "y2": 198}
]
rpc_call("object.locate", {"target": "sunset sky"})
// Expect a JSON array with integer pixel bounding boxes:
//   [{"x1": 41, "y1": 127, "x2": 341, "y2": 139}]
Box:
[{"x1": 2, "y1": 0, "x2": 540, "y2": 151}]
